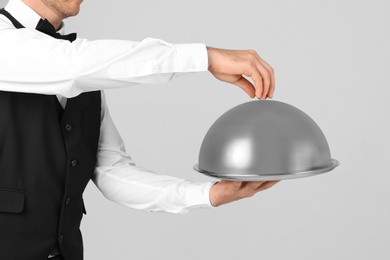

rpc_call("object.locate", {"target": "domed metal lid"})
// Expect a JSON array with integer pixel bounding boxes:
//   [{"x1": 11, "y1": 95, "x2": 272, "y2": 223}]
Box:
[{"x1": 194, "y1": 100, "x2": 339, "y2": 180}]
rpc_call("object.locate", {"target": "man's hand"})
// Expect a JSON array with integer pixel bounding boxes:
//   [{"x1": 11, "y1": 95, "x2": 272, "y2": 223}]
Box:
[
  {"x1": 209, "y1": 180, "x2": 280, "y2": 207},
  {"x1": 207, "y1": 47, "x2": 275, "y2": 100}
]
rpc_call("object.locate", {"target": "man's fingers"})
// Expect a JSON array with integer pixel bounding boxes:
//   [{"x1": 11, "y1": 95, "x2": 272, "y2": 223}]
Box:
[
  {"x1": 261, "y1": 60, "x2": 275, "y2": 99},
  {"x1": 232, "y1": 181, "x2": 243, "y2": 189},
  {"x1": 248, "y1": 181, "x2": 266, "y2": 189},
  {"x1": 254, "y1": 53, "x2": 275, "y2": 99},
  {"x1": 233, "y1": 76, "x2": 256, "y2": 98},
  {"x1": 245, "y1": 68, "x2": 264, "y2": 100},
  {"x1": 255, "y1": 181, "x2": 280, "y2": 192},
  {"x1": 255, "y1": 65, "x2": 271, "y2": 100},
  {"x1": 269, "y1": 73, "x2": 275, "y2": 98},
  {"x1": 244, "y1": 57, "x2": 272, "y2": 100}
]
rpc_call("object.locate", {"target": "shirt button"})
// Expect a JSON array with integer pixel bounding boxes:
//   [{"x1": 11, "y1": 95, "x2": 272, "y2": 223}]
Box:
[
  {"x1": 71, "y1": 160, "x2": 78, "y2": 167},
  {"x1": 65, "y1": 197, "x2": 71, "y2": 205},
  {"x1": 65, "y1": 124, "x2": 72, "y2": 131}
]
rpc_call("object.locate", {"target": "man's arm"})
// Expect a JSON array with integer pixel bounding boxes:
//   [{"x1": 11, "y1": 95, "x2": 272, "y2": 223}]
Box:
[
  {"x1": 1, "y1": 16, "x2": 274, "y2": 99},
  {"x1": 0, "y1": 32, "x2": 207, "y2": 97},
  {"x1": 92, "y1": 93, "x2": 215, "y2": 214}
]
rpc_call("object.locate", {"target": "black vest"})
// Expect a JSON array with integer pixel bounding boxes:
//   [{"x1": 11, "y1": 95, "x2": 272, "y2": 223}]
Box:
[{"x1": 0, "y1": 10, "x2": 102, "y2": 260}]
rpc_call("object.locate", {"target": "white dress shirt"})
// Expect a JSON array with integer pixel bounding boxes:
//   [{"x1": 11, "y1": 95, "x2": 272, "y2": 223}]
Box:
[{"x1": 0, "y1": 0, "x2": 214, "y2": 214}]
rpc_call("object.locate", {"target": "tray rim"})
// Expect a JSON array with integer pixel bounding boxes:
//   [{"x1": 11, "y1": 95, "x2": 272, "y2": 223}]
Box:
[{"x1": 193, "y1": 159, "x2": 340, "y2": 181}]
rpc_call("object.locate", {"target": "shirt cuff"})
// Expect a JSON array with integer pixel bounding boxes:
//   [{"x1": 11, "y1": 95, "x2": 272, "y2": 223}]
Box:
[
  {"x1": 184, "y1": 181, "x2": 216, "y2": 210},
  {"x1": 175, "y1": 43, "x2": 208, "y2": 72}
]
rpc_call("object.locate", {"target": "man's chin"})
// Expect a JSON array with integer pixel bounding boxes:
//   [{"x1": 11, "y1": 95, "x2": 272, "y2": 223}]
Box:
[{"x1": 64, "y1": 6, "x2": 81, "y2": 19}]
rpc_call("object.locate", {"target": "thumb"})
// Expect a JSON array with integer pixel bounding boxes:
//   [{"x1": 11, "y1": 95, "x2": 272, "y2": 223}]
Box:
[{"x1": 233, "y1": 76, "x2": 256, "y2": 98}]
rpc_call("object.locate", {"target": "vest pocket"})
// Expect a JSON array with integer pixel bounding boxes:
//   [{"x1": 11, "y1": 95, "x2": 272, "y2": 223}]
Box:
[{"x1": 0, "y1": 188, "x2": 25, "y2": 213}]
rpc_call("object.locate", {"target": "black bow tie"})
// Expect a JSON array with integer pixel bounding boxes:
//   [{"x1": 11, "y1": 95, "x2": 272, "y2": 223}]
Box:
[{"x1": 36, "y1": 19, "x2": 77, "y2": 42}]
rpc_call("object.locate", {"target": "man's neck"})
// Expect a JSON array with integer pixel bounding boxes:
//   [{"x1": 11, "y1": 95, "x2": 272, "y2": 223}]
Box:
[{"x1": 22, "y1": 0, "x2": 63, "y2": 30}]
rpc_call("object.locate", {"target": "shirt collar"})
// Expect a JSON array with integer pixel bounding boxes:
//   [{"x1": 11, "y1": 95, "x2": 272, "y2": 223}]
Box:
[{"x1": 5, "y1": 0, "x2": 66, "y2": 34}]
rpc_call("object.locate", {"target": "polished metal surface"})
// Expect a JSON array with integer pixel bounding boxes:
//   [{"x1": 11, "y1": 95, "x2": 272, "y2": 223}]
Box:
[{"x1": 194, "y1": 100, "x2": 339, "y2": 180}]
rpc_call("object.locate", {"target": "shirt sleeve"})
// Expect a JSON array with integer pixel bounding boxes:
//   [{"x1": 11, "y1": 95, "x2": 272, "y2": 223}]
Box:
[
  {"x1": 0, "y1": 19, "x2": 208, "y2": 97},
  {"x1": 92, "y1": 92, "x2": 215, "y2": 214}
]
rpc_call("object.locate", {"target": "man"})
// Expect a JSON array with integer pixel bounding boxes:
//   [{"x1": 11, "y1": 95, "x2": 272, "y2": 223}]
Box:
[{"x1": 0, "y1": 0, "x2": 278, "y2": 259}]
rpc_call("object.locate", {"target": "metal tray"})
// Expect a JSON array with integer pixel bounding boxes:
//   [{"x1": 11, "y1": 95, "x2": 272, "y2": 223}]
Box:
[{"x1": 193, "y1": 159, "x2": 340, "y2": 181}]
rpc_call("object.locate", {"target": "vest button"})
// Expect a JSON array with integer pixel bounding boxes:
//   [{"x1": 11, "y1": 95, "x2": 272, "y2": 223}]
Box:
[
  {"x1": 71, "y1": 160, "x2": 78, "y2": 167},
  {"x1": 65, "y1": 197, "x2": 71, "y2": 205},
  {"x1": 65, "y1": 124, "x2": 72, "y2": 131}
]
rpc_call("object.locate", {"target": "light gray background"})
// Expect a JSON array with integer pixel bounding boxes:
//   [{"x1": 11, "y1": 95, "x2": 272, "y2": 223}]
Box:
[{"x1": 1, "y1": 0, "x2": 389, "y2": 259}]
